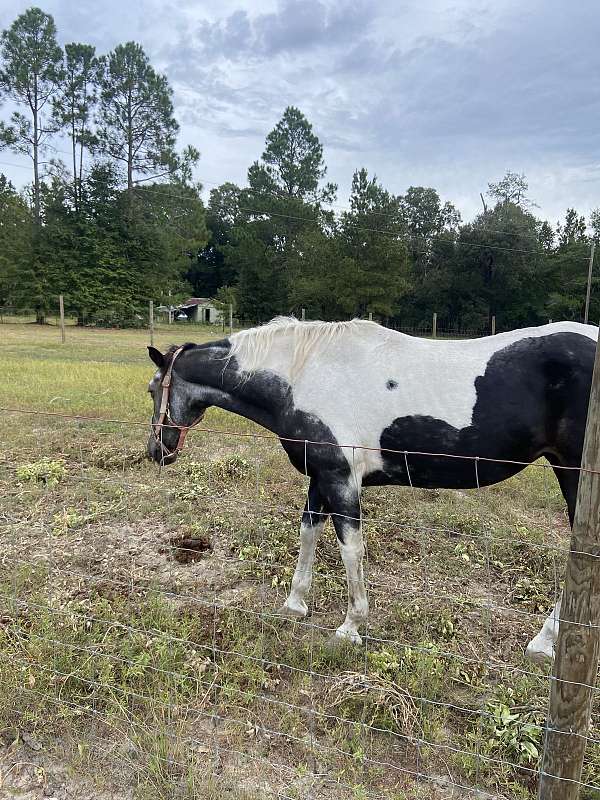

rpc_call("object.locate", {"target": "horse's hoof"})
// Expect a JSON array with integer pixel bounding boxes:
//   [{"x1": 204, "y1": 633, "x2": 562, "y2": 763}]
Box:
[
  {"x1": 276, "y1": 602, "x2": 308, "y2": 619},
  {"x1": 525, "y1": 641, "x2": 553, "y2": 664},
  {"x1": 335, "y1": 627, "x2": 362, "y2": 645}
]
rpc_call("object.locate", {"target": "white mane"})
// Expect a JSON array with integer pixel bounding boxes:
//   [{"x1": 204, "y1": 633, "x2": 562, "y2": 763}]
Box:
[{"x1": 229, "y1": 316, "x2": 382, "y2": 379}]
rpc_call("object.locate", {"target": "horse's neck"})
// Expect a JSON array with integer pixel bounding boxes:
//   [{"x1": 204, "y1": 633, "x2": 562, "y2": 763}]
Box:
[{"x1": 184, "y1": 343, "x2": 280, "y2": 432}]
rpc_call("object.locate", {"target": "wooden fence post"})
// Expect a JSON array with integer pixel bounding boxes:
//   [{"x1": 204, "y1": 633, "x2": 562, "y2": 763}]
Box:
[
  {"x1": 538, "y1": 333, "x2": 600, "y2": 799},
  {"x1": 491, "y1": 315, "x2": 496, "y2": 336},
  {"x1": 59, "y1": 295, "x2": 65, "y2": 343},
  {"x1": 432, "y1": 312, "x2": 437, "y2": 338},
  {"x1": 149, "y1": 301, "x2": 154, "y2": 346},
  {"x1": 585, "y1": 242, "x2": 595, "y2": 325}
]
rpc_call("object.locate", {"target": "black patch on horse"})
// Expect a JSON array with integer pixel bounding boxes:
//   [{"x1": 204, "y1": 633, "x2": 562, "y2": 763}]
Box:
[{"x1": 371, "y1": 333, "x2": 595, "y2": 502}]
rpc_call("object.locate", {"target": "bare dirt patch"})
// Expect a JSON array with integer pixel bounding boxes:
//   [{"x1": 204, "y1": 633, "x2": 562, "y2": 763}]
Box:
[{"x1": 0, "y1": 737, "x2": 132, "y2": 800}]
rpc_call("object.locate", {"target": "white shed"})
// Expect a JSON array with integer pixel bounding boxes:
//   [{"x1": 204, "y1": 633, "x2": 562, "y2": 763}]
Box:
[{"x1": 176, "y1": 297, "x2": 222, "y2": 324}]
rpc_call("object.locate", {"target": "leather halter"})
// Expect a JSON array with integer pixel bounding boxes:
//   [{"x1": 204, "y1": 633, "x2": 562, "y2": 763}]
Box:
[{"x1": 152, "y1": 346, "x2": 204, "y2": 457}]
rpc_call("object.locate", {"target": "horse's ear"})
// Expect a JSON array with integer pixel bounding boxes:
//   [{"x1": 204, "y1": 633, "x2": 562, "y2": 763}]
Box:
[{"x1": 147, "y1": 346, "x2": 165, "y2": 369}]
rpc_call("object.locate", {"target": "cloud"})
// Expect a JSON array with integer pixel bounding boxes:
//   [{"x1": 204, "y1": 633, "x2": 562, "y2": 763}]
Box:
[
  {"x1": 1, "y1": 0, "x2": 599, "y2": 222},
  {"x1": 191, "y1": 0, "x2": 373, "y2": 61}
]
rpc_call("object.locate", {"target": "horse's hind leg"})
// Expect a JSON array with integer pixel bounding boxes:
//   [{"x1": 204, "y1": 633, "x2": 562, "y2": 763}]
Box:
[
  {"x1": 278, "y1": 479, "x2": 327, "y2": 619},
  {"x1": 526, "y1": 458, "x2": 579, "y2": 662},
  {"x1": 526, "y1": 598, "x2": 562, "y2": 662}
]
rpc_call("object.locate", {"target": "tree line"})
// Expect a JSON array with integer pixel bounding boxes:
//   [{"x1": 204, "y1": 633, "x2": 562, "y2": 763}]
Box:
[
  {"x1": 0, "y1": 7, "x2": 204, "y2": 324},
  {"x1": 0, "y1": 7, "x2": 598, "y2": 330}
]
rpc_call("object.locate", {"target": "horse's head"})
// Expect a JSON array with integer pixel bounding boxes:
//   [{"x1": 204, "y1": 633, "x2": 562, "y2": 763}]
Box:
[{"x1": 146, "y1": 345, "x2": 206, "y2": 466}]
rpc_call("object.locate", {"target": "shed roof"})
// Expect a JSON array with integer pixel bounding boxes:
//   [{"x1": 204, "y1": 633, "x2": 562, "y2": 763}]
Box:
[{"x1": 178, "y1": 297, "x2": 215, "y2": 309}]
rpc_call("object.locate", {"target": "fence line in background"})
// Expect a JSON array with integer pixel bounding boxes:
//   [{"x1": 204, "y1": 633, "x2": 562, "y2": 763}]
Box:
[
  {"x1": 59, "y1": 294, "x2": 65, "y2": 343},
  {"x1": 1, "y1": 301, "x2": 558, "y2": 342}
]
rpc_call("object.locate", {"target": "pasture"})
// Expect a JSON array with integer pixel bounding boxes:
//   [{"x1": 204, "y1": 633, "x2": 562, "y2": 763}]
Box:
[{"x1": 0, "y1": 322, "x2": 599, "y2": 799}]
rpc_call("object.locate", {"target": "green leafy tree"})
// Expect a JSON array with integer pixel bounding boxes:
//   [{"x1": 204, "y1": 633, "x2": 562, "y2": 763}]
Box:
[
  {"x1": 133, "y1": 180, "x2": 208, "y2": 303},
  {"x1": 287, "y1": 225, "x2": 353, "y2": 319},
  {"x1": 556, "y1": 208, "x2": 587, "y2": 248},
  {"x1": 34, "y1": 163, "x2": 207, "y2": 325},
  {"x1": 335, "y1": 168, "x2": 409, "y2": 317},
  {"x1": 538, "y1": 220, "x2": 555, "y2": 252},
  {"x1": 401, "y1": 186, "x2": 461, "y2": 280},
  {"x1": 190, "y1": 182, "x2": 242, "y2": 296},
  {"x1": 0, "y1": 7, "x2": 64, "y2": 322},
  {"x1": 487, "y1": 171, "x2": 533, "y2": 209},
  {"x1": 544, "y1": 209, "x2": 592, "y2": 321},
  {"x1": 233, "y1": 224, "x2": 287, "y2": 322},
  {"x1": 213, "y1": 284, "x2": 238, "y2": 317},
  {"x1": 590, "y1": 209, "x2": 600, "y2": 243},
  {"x1": 52, "y1": 43, "x2": 98, "y2": 211},
  {"x1": 0, "y1": 174, "x2": 33, "y2": 306},
  {"x1": 0, "y1": 7, "x2": 63, "y2": 225},
  {"x1": 454, "y1": 201, "x2": 545, "y2": 329}
]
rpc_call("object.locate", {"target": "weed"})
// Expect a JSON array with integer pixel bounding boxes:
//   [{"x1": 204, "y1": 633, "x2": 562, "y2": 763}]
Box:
[
  {"x1": 391, "y1": 602, "x2": 459, "y2": 643},
  {"x1": 428, "y1": 505, "x2": 484, "y2": 535},
  {"x1": 483, "y1": 700, "x2": 542, "y2": 764},
  {"x1": 16, "y1": 457, "x2": 65, "y2": 486},
  {"x1": 454, "y1": 682, "x2": 544, "y2": 797},
  {"x1": 51, "y1": 499, "x2": 128, "y2": 535},
  {"x1": 52, "y1": 506, "x2": 86, "y2": 535},
  {"x1": 185, "y1": 455, "x2": 253, "y2": 483},
  {"x1": 509, "y1": 576, "x2": 555, "y2": 613},
  {"x1": 87, "y1": 441, "x2": 147, "y2": 470}
]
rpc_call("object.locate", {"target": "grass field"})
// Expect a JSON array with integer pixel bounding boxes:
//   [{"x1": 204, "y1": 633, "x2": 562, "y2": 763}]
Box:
[{"x1": 0, "y1": 321, "x2": 598, "y2": 800}]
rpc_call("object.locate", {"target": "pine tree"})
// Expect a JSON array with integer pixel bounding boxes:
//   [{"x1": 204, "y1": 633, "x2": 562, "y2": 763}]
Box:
[
  {"x1": 52, "y1": 43, "x2": 98, "y2": 211},
  {"x1": 95, "y1": 42, "x2": 179, "y2": 195},
  {"x1": 0, "y1": 7, "x2": 63, "y2": 225}
]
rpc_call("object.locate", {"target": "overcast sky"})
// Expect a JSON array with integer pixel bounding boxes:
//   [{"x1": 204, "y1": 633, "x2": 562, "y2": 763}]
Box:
[{"x1": 1, "y1": 0, "x2": 599, "y2": 224}]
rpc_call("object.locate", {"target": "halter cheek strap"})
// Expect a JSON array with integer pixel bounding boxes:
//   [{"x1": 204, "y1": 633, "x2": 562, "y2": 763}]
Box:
[{"x1": 153, "y1": 346, "x2": 204, "y2": 456}]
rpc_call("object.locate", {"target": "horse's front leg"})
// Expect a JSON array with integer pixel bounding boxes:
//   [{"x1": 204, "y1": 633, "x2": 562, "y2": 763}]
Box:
[
  {"x1": 278, "y1": 479, "x2": 327, "y2": 619},
  {"x1": 325, "y1": 481, "x2": 367, "y2": 644}
]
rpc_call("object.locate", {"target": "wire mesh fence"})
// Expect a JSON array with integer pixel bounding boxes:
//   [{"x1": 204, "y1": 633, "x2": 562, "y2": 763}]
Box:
[{"x1": 1, "y1": 402, "x2": 600, "y2": 799}]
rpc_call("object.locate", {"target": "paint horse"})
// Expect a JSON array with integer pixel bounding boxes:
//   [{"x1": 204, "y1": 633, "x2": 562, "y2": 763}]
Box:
[{"x1": 146, "y1": 318, "x2": 598, "y2": 660}]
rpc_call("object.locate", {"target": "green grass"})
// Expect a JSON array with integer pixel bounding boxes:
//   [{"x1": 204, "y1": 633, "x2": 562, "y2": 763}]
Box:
[{"x1": 0, "y1": 321, "x2": 597, "y2": 799}]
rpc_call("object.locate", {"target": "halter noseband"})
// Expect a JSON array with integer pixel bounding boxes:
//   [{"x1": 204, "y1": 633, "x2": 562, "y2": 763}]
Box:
[{"x1": 152, "y1": 346, "x2": 204, "y2": 457}]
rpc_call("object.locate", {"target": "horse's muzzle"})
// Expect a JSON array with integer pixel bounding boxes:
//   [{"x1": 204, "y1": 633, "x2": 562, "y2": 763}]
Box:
[{"x1": 147, "y1": 434, "x2": 178, "y2": 466}]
